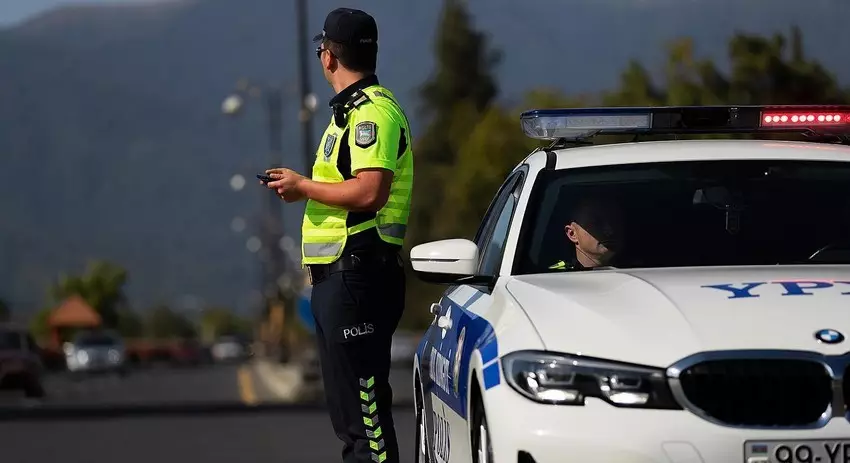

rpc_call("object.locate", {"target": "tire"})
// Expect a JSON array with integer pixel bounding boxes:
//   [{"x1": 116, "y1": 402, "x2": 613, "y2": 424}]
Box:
[
  {"x1": 415, "y1": 378, "x2": 431, "y2": 463},
  {"x1": 471, "y1": 390, "x2": 493, "y2": 463},
  {"x1": 24, "y1": 379, "x2": 46, "y2": 399}
]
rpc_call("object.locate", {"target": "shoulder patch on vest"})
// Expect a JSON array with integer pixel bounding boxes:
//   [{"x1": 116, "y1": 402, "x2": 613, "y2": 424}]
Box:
[
  {"x1": 354, "y1": 121, "x2": 377, "y2": 148},
  {"x1": 323, "y1": 133, "x2": 338, "y2": 160}
]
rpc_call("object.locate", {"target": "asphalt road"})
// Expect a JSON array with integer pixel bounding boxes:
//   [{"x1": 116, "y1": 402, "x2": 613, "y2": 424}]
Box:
[
  {"x1": 0, "y1": 361, "x2": 417, "y2": 463},
  {"x1": 0, "y1": 362, "x2": 278, "y2": 407}
]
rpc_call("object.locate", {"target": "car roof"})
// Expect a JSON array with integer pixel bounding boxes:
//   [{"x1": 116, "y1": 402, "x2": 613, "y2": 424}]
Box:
[{"x1": 524, "y1": 139, "x2": 850, "y2": 171}]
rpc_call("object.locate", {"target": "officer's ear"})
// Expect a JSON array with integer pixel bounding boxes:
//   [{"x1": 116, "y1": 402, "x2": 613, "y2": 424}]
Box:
[
  {"x1": 321, "y1": 44, "x2": 339, "y2": 73},
  {"x1": 565, "y1": 223, "x2": 580, "y2": 244}
]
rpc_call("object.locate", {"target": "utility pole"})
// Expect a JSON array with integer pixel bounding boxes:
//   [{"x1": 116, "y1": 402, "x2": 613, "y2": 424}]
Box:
[
  {"x1": 295, "y1": 0, "x2": 316, "y2": 173},
  {"x1": 263, "y1": 87, "x2": 286, "y2": 303}
]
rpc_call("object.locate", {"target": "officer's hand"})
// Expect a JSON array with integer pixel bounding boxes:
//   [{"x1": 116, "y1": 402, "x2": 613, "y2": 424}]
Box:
[
  {"x1": 266, "y1": 168, "x2": 306, "y2": 200},
  {"x1": 279, "y1": 190, "x2": 305, "y2": 203}
]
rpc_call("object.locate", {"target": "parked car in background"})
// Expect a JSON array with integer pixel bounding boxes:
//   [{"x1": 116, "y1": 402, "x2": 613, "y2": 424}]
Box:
[
  {"x1": 64, "y1": 330, "x2": 128, "y2": 376},
  {"x1": 0, "y1": 324, "x2": 45, "y2": 398},
  {"x1": 171, "y1": 338, "x2": 207, "y2": 366},
  {"x1": 210, "y1": 335, "x2": 250, "y2": 363}
]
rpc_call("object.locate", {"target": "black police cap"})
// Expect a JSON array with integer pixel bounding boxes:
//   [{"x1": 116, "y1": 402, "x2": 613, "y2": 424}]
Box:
[{"x1": 312, "y1": 8, "x2": 378, "y2": 46}]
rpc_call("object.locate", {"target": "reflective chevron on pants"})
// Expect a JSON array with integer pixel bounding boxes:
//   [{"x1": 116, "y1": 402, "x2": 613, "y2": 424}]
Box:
[{"x1": 359, "y1": 376, "x2": 386, "y2": 462}]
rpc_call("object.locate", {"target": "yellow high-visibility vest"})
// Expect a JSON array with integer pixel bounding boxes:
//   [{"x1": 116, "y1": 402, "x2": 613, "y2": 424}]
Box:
[{"x1": 301, "y1": 83, "x2": 413, "y2": 265}]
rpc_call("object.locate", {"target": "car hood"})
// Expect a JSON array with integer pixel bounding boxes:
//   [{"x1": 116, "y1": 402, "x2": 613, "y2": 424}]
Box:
[{"x1": 506, "y1": 266, "x2": 850, "y2": 368}]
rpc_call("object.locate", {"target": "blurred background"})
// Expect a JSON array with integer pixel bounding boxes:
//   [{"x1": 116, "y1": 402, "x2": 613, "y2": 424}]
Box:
[{"x1": 0, "y1": 0, "x2": 848, "y2": 461}]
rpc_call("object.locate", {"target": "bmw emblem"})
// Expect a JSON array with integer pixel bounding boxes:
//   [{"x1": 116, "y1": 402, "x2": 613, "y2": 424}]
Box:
[{"x1": 815, "y1": 329, "x2": 845, "y2": 344}]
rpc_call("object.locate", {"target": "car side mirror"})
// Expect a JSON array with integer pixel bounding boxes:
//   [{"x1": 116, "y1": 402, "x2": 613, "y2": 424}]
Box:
[{"x1": 410, "y1": 239, "x2": 489, "y2": 285}]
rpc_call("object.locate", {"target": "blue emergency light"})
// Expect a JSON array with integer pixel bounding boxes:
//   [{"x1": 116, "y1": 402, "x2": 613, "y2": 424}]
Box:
[{"x1": 519, "y1": 105, "x2": 850, "y2": 141}]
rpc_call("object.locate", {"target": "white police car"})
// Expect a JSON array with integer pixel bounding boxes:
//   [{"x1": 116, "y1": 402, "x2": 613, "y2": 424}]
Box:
[{"x1": 410, "y1": 105, "x2": 850, "y2": 463}]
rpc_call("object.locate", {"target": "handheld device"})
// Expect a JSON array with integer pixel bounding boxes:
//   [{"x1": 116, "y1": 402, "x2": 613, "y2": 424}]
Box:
[{"x1": 257, "y1": 174, "x2": 274, "y2": 184}]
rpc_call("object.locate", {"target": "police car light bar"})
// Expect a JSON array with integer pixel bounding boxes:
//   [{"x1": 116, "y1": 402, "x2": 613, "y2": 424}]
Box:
[{"x1": 520, "y1": 105, "x2": 850, "y2": 141}]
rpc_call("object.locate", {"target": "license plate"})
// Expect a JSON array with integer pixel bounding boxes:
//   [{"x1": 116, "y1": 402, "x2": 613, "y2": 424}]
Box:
[{"x1": 745, "y1": 440, "x2": 850, "y2": 463}]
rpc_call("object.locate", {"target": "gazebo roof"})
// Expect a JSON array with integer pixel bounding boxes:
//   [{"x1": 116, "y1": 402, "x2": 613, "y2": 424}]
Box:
[{"x1": 48, "y1": 296, "x2": 101, "y2": 328}]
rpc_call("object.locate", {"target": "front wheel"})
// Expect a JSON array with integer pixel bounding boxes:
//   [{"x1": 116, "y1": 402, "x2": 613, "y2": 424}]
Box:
[
  {"x1": 415, "y1": 380, "x2": 430, "y2": 463},
  {"x1": 471, "y1": 393, "x2": 493, "y2": 463}
]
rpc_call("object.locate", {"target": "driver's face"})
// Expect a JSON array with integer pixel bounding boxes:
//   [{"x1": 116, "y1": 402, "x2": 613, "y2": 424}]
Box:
[{"x1": 566, "y1": 209, "x2": 624, "y2": 266}]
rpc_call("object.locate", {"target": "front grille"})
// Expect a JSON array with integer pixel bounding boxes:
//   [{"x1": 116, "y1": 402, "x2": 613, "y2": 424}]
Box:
[{"x1": 678, "y1": 358, "x2": 832, "y2": 427}]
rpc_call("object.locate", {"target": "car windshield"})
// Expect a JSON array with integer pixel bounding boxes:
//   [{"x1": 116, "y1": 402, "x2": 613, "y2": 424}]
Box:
[
  {"x1": 515, "y1": 159, "x2": 850, "y2": 274},
  {"x1": 74, "y1": 333, "x2": 118, "y2": 347}
]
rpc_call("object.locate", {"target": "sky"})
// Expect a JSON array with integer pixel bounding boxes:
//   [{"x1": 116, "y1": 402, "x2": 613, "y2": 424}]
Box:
[{"x1": 0, "y1": 0, "x2": 154, "y2": 25}]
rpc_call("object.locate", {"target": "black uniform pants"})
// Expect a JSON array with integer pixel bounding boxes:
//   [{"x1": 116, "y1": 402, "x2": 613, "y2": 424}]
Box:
[{"x1": 309, "y1": 253, "x2": 406, "y2": 463}]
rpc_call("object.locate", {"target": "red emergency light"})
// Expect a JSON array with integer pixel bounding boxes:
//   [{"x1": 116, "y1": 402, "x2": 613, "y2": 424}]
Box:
[{"x1": 761, "y1": 111, "x2": 848, "y2": 127}]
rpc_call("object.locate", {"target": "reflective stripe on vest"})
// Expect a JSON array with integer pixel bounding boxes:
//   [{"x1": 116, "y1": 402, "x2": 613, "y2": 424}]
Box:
[
  {"x1": 301, "y1": 85, "x2": 413, "y2": 265},
  {"x1": 549, "y1": 260, "x2": 572, "y2": 270}
]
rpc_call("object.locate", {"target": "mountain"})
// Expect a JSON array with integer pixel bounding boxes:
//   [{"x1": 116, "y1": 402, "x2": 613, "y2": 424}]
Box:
[{"x1": 1, "y1": 0, "x2": 848, "y2": 315}]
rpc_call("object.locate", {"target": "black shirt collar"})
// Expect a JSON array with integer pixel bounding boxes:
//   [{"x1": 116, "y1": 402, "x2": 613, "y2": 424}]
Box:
[
  {"x1": 329, "y1": 74, "x2": 379, "y2": 107},
  {"x1": 568, "y1": 257, "x2": 586, "y2": 270}
]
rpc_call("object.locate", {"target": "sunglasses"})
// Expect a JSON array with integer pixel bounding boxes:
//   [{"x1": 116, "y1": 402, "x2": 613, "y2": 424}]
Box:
[{"x1": 315, "y1": 46, "x2": 335, "y2": 60}]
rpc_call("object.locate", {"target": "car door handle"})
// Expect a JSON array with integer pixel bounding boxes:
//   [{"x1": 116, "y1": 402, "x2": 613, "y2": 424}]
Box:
[
  {"x1": 430, "y1": 303, "x2": 441, "y2": 315},
  {"x1": 437, "y1": 316, "x2": 452, "y2": 330}
]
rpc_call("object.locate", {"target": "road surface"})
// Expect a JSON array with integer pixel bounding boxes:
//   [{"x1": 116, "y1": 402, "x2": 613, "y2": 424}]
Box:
[
  {"x1": 0, "y1": 361, "x2": 418, "y2": 463},
  {"x1": 0, "y1": 361, "x2": 413, "y2": 408},
  {"x1": 9, "y1": 363, "x2": 273, "y2": 406}
]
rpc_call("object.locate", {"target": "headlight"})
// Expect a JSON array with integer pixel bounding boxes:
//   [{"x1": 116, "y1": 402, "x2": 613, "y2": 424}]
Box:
[
  {"x1": 76, "y1": 350, "x2": 89, "y2": 364},
  {"x1": 107, "y1": 349, "x2": 122, "y2": 363},
  {"x1": 501, "y1": 351, "x2": 681, "y2": 409}
]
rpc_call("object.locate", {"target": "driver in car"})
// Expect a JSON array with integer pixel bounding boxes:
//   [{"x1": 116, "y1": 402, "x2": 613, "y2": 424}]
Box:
[{"x1": 550, "y1": 197, "x2": 625, "y2": 270}]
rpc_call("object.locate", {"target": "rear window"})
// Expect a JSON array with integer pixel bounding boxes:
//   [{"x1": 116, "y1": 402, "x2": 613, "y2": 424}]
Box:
[{"x1": 515, "y1": 160, "x2": 850, "y2": 274}]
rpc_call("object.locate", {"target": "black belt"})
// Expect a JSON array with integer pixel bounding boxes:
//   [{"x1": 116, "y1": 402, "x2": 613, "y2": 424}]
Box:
[{"x1": 307, "y1": 250, "x2": 402, "y2": 285}]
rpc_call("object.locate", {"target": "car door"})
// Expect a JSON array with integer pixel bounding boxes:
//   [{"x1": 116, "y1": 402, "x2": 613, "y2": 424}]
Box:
[{"x1": 420, "y1": 169, "x2": 525, "y2": 463}]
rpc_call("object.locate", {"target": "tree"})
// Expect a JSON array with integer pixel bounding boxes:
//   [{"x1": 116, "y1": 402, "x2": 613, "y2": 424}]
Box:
[
  {"x1": 116, "y1": 308, "x2": 144, "y2": 338},
  {"x1": 418, "y1": 0, "x2": 500, "y2": 125},
  {"x1": 400, "y1": 0, "x2": 502, "y2": 329},
  {"x1": 411, "y1": 0, "x2": 502, "y2": 241},
  {"x1": 49, "y1": 260, "x2": 129, "y2": 329},
  {"x1": 433, "y1": 107, "x2": 532, "y2": 240},
  {"x1": 29, "y1": 308, "x2": 52, "y2": 341},
  {"x1": 603, "y1": 28, "x2": 849, "y2": 108},
  {"x1": 144, "y1": 305, "x2": 196, "y2": 340}
]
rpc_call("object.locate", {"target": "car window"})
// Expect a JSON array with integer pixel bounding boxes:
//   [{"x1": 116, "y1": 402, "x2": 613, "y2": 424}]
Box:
[
  {"x1": 473, "y1": 172, "x2": 521, "y2": 247},
  {"x1": 477, "y1": 174, "x2": 523, "y2": 276},
  {"x1": 514, "y1": 160, "x2": 850, "y2": 274}
]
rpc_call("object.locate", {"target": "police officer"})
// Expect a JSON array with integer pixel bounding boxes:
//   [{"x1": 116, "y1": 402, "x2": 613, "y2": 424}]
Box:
[
  {"x1": 550, "y1": 197, "x2": 624, "y2": 270},
  {"x1": 264, "y1": 7, "x2": 412, "y2": 463}
]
